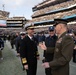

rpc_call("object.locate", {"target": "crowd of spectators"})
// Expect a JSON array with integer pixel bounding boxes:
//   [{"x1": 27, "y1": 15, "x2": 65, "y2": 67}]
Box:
[
  {"x1": 68, "y1": 24, "x2": 76, "y2": 30},
  {"x1": 32, "y1": 0, "x2": 76, "y2": 17},
  {"x1": 32, "y1": 9, "x2": 76, "y2": 22}
]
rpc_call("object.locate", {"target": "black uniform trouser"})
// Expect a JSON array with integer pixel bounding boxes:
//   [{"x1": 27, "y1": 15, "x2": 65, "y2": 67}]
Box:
[
  {"x1": 44, "y1": 53, "x2": 54, "y2": 75},
  {"x1": 26, "y1": 60, "x2": 37, "y2": 75},
  {"x1": 73, "y1": 50, "x2": 76, "y2": 62},
  {"x1": 45, "y1": 67, "x2": 52, "y2": 75},
  {"x1": 0, "y1": 50, "x2": 2, "y2": 58},
  {"x1": 10, "y1": 43, "x2": 14, "y2": 49},
  {"x1": 16, "y1": 49, "x2": 20, "y2": 54}
]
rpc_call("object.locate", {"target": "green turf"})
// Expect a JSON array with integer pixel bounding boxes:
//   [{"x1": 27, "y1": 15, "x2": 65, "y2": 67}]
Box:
[{"x1": 0, "y1": 43, "x2": 26, "y2": 75}]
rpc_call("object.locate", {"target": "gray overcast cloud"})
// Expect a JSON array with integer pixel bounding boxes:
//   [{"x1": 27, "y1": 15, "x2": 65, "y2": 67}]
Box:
[{"x1": 0, "y1": 0, "x2": 43, "y2": 19}]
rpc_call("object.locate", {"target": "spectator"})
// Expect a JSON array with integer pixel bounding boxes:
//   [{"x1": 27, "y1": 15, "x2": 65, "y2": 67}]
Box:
[
  {"x1": 42, "y1": 26, "x2": 57, "y2": 75},
  {"x1": 73, "y1": 30, "x2": 76, "y2": 63},
  {"x1": 0, "y1": 37, "x2": 4, "y2": 60}
]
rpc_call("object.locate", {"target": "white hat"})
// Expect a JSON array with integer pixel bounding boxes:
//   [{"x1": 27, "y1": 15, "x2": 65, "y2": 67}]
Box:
[{"x1": 20, "y1": 32, "x2": 26, "y2": 34}]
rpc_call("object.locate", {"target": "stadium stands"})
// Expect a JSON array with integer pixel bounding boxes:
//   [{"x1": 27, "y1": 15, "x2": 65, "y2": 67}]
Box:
[{"x1": 32, "y1": 0, "x2": 76, "y2": 18}]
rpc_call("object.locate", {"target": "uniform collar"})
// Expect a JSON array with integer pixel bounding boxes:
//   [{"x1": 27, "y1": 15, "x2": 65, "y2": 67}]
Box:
[
  {"x1": 58, "y1": 31, "x2": 67, "y2": 39},
  {"x1": 28, "y1": 35, "x2": 34, "y2": 40},
  {"x1": 28, "y1": 35, "x2": 32, "y2": 39}
]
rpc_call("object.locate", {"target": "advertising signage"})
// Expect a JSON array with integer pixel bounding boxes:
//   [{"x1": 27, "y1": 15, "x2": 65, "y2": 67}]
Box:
[{"x1": 0, "y1": 20, "x2": 6, "y2": 27}]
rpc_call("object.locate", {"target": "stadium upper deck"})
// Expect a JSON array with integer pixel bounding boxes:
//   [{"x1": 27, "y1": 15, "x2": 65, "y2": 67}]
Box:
[
  {"x1": 32, "y1": 0, "x2": 69, "y2": 12},
  {"x1": 29, "y1": 0, "x2": 76, "y2": 28}
]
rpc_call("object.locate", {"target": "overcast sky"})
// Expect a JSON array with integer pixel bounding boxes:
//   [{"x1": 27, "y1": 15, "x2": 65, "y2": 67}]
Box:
[{"x1": 0, "y1": 0, "x2": 43, "y2": 19}]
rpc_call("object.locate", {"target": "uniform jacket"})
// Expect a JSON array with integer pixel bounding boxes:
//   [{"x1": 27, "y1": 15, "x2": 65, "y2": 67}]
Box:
[
  {"x1": 20, "y1": 35, "x2": 39, "y2": 66},
  {"x1": 15, "y1": 36, "x2": 21, "y2": 53},
  {"x1": 44, "y1": 35, "x2": 57, "y2": 62},
  {"x1": 38, "y1": 34, "x2": 45, "y2": 42},
  {"x1": 10, "y1": 35, "x2": 16, "y2": 44},
  {"x1": 74, "y1": 38, "x2": 76, "y2": 46},
  {"x1": 49, "y1": 32, "x2": 74, "y2": 75},
  {"x1": 73, "y1": 37, "x2": 76, "y2": 54},
  {"x1": 0, "y1": 37, "x2": 4, "y2": 49}
]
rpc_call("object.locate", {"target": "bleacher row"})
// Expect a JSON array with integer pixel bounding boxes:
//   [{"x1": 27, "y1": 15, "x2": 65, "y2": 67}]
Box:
[
  {"x1": 33, "y1": 0, "x2": 71, "y2": 11},
  {"x1": 32, "y1": 0, "x2": 76, "y2": 18},
  {"x1": 32, "y1": 9, "x2": 76, "y2": 22}
]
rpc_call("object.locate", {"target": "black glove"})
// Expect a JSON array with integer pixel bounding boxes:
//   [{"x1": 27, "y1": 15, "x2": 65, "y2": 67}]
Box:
[{"x1": 42, "y1": 59, "x2": 46, "y2": 63}]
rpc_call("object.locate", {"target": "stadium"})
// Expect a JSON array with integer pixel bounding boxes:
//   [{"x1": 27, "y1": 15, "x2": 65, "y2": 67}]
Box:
[{"x1": 25, "y1": 0, "x2": 76, "y2": 32}]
